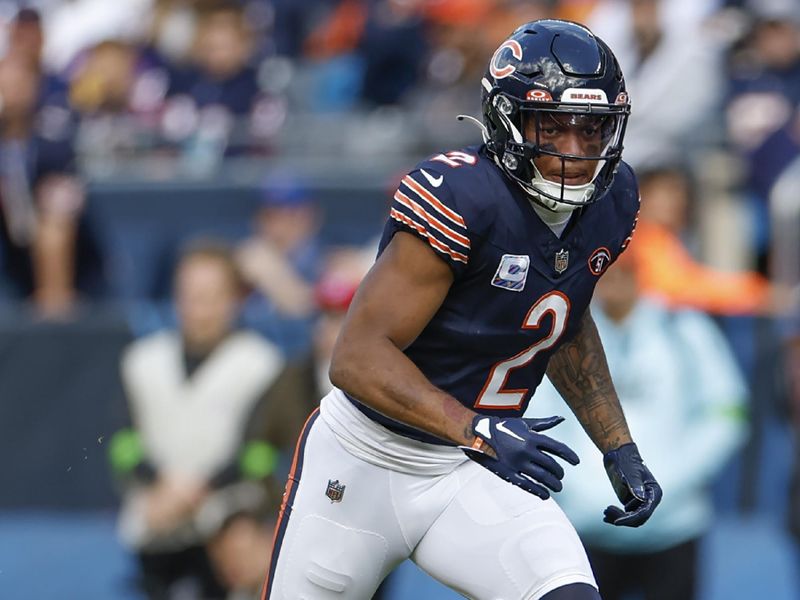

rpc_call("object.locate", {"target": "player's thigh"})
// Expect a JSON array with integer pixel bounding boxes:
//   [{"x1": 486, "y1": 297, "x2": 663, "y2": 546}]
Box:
[
  {"x1": 412, "y1": 462, "x2": 595, "y2": 600},
  {"x1": 263, "y1": 410, "x2": 409, "y2": 600}
]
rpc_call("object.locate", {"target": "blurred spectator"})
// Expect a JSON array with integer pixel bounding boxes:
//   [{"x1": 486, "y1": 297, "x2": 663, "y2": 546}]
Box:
[
  {"x1": 163, "y1": 1, "x2": 286, "y2": 162},
  {"x1": 146, "y1": 0, "x2": 198, "y2": 67},
  {"x1": 588, "y1": 0, "x2": 724, "y2": 166},
  {"x1": 237, "y1": 177, "x2": 322, "y2": 357},
  {"x1": 527, "y1": 247, "x2": 748, "y2": 600},
  {"x1": 206, "y1": 508, "x2": 275, "y2": 600},
  {"x1": 633, "y1": 164, "x2": 788, "y2": 315},
  {"x1": 69, "y1": 40, "x2": 169, "y2": 162},
  {"x1": 69, "y1": 41, "x2": 140, "y2": 116},
  {"x1": 7, "y1": 7, "x2": 45, "y2": 67},
  {"x1": 258, "y1": 267, "x2": 363, "y2": 424},
  {"x1": 238, "y1": 265, "x2": 360, "y2": 505},
  {"x1": 266, "y1": 0, "x2": 329, "y2": 59},
  {"x1": 303, "y1": 0, "x2": 367, "y2": 62},
  {"x1": 6, "y1": 7, "x2": 70, "y2": 110},
  {"x1": 726, "y1": 1, "x2": 800, "y2": 266},
  {"x1": 358, "y1": 0, "x2": 428, "y2": 106},
  {"x1": 0, "y1": 54, "x2": 99, "y2": 316},
  {"x1": 302, "y1": 0, "x2": 428, "y2": 109},
  {"x1": 179, "y1": 1, "x2": 257, "y2": 112},
  {"x1": 301, "y1": 0, "x2": 369, "y2": 111},
  {"x1": 42, "y1": 0, "x2": 153, "y2": 72},
  {"x1": 109, "y1": 240, "x2": 284, "y2": 600}
]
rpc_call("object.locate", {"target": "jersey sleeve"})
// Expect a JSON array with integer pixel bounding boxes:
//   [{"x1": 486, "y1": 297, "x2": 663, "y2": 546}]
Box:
[{"x1": 381, "y1": 169, "x2": 473, "y2": 275}]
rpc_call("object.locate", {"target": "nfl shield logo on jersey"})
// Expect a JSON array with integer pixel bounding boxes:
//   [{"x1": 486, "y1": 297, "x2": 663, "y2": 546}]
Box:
[
  {"x1": 326, "y1": 479, "x2": 346, "y2": 502},
  {"x1": 554, "y1": 249, "x2": 569, "y2": 274},
  {"x1": 491, "y1": 254, "x2": 530, "y2": 292}
]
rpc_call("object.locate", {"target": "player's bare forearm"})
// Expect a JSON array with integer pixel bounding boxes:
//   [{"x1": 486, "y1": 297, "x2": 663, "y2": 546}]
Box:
[
  {"x1": 329, "y1": 232, "x2": 479, "y2": 447},
  {"x1": 545, "y1": 308, "x2": 632, "y2": 453},
  {"x1": 330, "y1": 331, "x2": 477, "y2": 446}
]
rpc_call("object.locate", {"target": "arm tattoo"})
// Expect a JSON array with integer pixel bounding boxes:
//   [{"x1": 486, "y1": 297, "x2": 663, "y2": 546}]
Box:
[{"x1": 545, "y1": 308, "x2": 632, "y2": 453}]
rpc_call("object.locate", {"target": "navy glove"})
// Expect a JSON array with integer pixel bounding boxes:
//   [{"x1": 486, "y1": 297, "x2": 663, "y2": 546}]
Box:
[
  {"x1": 461, "y1": 415, "x2": 580, "y2": 500},
  {"x1": 603, "y1": 442, "x2": 662, "y2": 527}
]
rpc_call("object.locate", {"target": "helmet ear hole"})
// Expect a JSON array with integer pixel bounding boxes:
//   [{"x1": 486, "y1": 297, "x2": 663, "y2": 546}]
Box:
[{"x1": 495, "y1": 95, "x2": 514, "y2": 116}]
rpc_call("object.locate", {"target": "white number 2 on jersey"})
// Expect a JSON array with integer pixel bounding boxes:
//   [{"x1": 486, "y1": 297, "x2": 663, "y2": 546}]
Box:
[
  {"x1": 475, "y1": 291, "x2": 571, "y2": 409},
  {"x1": 431, "y1": 151, "x2": 477, "y2": 168}
]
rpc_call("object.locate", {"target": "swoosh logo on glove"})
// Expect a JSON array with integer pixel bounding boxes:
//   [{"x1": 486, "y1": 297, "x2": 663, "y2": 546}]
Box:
[{"x1": 496, "y1": 421, "x2": 525, "y2": 441}]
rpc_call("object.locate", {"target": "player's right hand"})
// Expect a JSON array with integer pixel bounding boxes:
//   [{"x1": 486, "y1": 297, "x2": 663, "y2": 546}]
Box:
[{"x1": 460, "y1": 415, "x2": 579, "y2": 500}]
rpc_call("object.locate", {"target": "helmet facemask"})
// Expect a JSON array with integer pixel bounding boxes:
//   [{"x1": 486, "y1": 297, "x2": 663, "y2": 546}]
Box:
[{"x1": 494, "y1": 93, "x2": 629, "y2": 212}]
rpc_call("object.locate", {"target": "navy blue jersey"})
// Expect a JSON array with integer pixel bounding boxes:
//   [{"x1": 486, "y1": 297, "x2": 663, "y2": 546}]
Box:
[{"x1": 351, "y1": 145, "x2": 640, "y2": 444}]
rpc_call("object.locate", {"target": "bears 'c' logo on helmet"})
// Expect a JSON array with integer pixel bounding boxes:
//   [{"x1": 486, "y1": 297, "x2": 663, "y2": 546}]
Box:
[
  {"x1": 588, "y1": 247, "x2": 612, "y2": 276},
  {"x1": 490, "y1": 40, "x2": 523, "y2": 79}
]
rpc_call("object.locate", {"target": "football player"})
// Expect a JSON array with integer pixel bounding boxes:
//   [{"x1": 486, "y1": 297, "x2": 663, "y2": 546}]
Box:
[{"x1": 262, "y1": 19, "x2": 662, "y2": 600}]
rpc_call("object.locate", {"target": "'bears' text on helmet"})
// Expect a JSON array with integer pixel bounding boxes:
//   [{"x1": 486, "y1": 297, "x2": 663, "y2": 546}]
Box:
[{"x1": 481, "y1": 20, "x2": 629, "y2": 212}]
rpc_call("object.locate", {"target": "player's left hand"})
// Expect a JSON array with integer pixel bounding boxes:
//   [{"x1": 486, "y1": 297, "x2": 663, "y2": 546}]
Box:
[{"x1": 602, "y1": 442, "x2": 662, "y2": 527}]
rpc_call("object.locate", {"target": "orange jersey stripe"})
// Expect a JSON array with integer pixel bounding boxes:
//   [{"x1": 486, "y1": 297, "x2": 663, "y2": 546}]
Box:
[
  {"x1": 394, "y1": 191, "x2": 471, "y2": 249},
  {"x1": 390, "y1": 208, "x2": 468, "y2": 264},
  {"x1": 402, "y1": 175, "x2": 467, "y2": 228}
]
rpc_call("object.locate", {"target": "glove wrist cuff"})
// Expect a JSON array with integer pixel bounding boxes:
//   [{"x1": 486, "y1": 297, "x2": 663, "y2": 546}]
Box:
[
  {"x1": 603, "y1": 441, "x2": 638, "y2": 460},
  {"x1": 469, "y1": 414, "x2": 495, "y2": 453},
  {"x1": 470, "y1": 435, "x2": 488, "y2": 452}
]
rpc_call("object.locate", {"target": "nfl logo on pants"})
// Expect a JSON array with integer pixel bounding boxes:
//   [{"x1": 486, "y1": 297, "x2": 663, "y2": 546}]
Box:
[{"x1": 326, "y1": 479, "x2": 345, "y2": 502}]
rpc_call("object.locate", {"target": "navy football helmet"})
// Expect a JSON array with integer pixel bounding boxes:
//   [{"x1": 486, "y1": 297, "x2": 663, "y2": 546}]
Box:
[{"x1": 479, "y1": 20, "x2": 629, "y2": 212}]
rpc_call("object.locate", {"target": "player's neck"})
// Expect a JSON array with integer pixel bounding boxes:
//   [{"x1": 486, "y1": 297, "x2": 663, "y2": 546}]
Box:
[{"x1": 530, "y1": 201, "x2": 574, "y2": 238}]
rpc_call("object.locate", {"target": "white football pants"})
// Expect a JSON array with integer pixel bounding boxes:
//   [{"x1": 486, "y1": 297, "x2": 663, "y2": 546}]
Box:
[{"x1": 262, "y1": 391, "x2": 595, "y2": 600}]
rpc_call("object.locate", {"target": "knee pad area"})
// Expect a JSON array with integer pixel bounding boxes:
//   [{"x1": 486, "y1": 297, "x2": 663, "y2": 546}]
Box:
[
  {"x1": 498, "y1": 522, "x2": 593, "y2": 592},
  {"x1": 281, "y1": 515, "x2": 389, "y2": 598}
]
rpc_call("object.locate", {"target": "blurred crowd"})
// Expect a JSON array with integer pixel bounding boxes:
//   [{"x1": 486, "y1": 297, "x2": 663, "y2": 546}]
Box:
[
  {"x1": 0, "y1": 0, "x2": 798, "y2": 598},
  {"x1": 0, "y1": 0, "x2": 797, "y2": 317}
]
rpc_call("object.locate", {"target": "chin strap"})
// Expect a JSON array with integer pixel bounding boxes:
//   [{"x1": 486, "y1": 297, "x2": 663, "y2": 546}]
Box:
[{"x1": 528, "y1": 163, "x2": 595, "y2": 212}]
